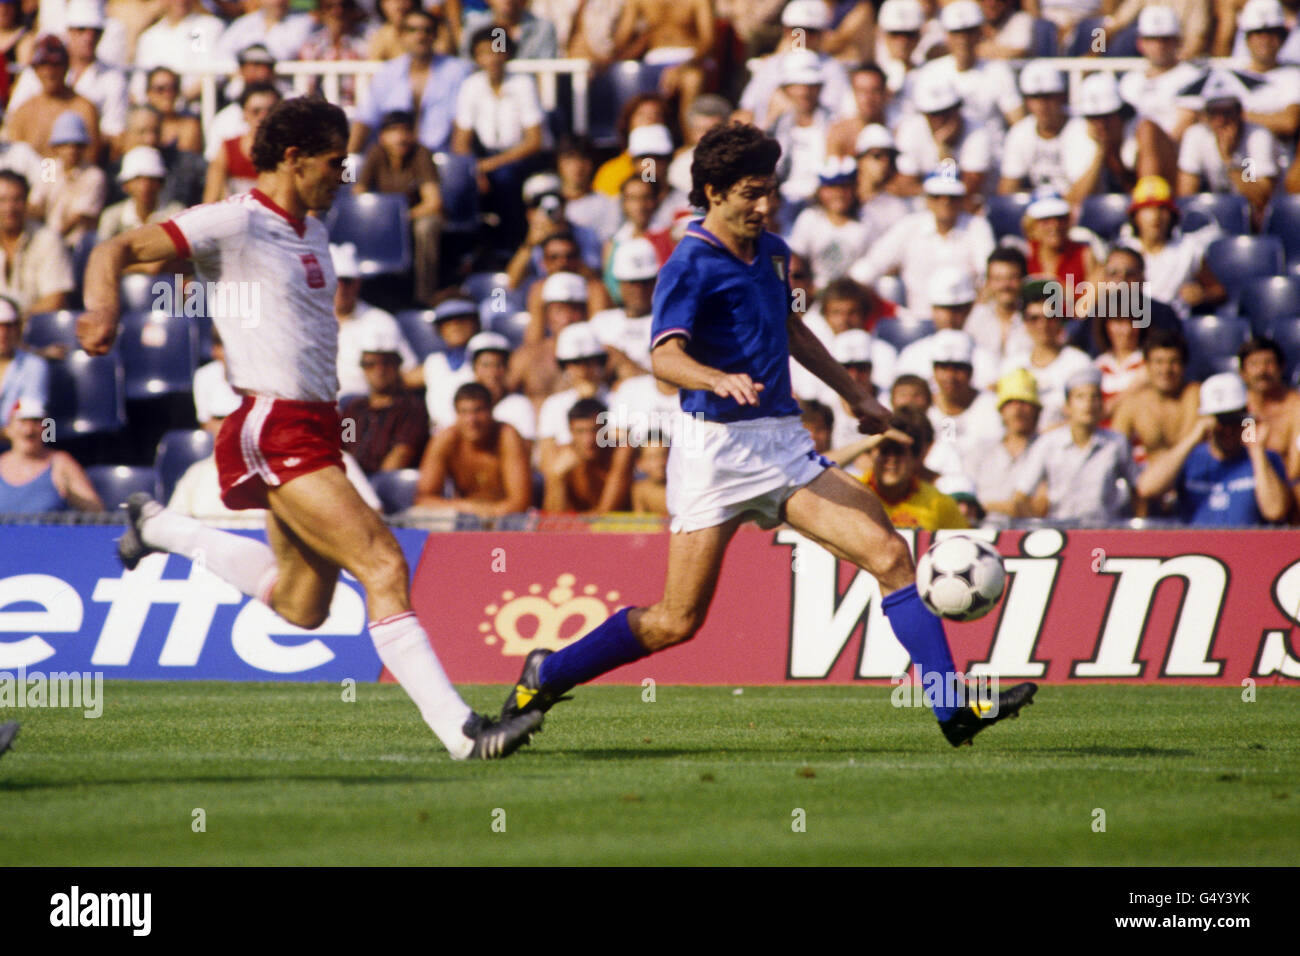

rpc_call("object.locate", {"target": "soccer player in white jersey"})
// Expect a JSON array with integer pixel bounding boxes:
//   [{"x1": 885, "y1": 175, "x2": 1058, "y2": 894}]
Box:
[
  {"x1": 499, "y1": 124, "x2": 1038, "y2": 749},
  {"x1": 77, "y1": 97, "x2": 542, "y2": 760}
]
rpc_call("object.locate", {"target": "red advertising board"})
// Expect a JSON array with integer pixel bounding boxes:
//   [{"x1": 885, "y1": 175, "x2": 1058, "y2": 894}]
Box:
[{"x1": 406, "y1": 527, "x2": 1300, "y2": 685}]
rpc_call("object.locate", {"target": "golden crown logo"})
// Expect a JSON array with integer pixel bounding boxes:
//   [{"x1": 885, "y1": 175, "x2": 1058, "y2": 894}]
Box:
[{"x1": 480, "y1": 574, "x2": 623, "y2": 656}]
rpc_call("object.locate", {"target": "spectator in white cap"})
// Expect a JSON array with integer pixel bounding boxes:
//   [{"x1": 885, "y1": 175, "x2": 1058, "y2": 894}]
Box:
[
  {"x1": 999, "y1": 61, "x2": 1097, "y2": 199},
  {"x1": 851, "y1": 122, "x2": 913, "y2": 241},
  {"x1": 417, "y1": 297, "x2": 481, "y2": 429},
  {"x1": 590, "y1": 237, "x2": 658, "y2": 378},
  {"x1": 3, "y1": 33, "x2": 100, "y2": 158},
  {"x1": 827, "y1": 63, "x2": 893, "y2": 159},
  {"x1": 1137, "y1": 371, "x2": 1289, "y2": 525},
  {"x1": 537, "y1": 321, "x2": 612, "y2": 471},
  {"x1": 1175, "y1": 74, "x2": 1279, "y2": 225},
  {"x1": 735, "y1": 1, "x2": 852, "y2": 130},
  {"x1": 1072, "y1": 71, "x2": 1140, "y2": 198},
  {"x1": 29, "y1": 109, "x2": 106, "y2": 250},
  {"x1": 0, "y1": 395, "x2": 103, "y2": 513},
  {"x1": 0, "y1": 295, "x2": 49, "y2": 430},
  {"x1": 924, "y1": 327, "x2": 1003, "y2": 470},
  {"x1": 1223, "y1": 0, "x2": 1300, "y2": 63},
  {"x1": 0, "y1": 170, "x2": 75, "y2": 313},
  {"x1": 329, "y1": 242, "x2": 418, "y2": 399},
  {"x1": 514, "y1": 227, "x2": 611, "y2": 344},
  {"x1": 874, "y1": 0, "x2": 926, "y2": 95},
  {"x1": 976, "y1": 0, "x2": 1035, "y2": 60},
  {"x1": 849, "y1": 169, "x2": 994, "y2": 316},
  {"x1": 893, "y1": 68, "x2": 993, "y2": 199},
  {"x1": 339, "y1": 324, "x2": 430, "y2": 475},
  {"x1": 788, "y1": 156, "x2": 872, "y2": 290},
  {"x1": 1014, "y1": 364, "x2": 1139, "y2": 525},
  {"x1": 895, "y1": 269, "x2": 1000, "y2": 389},
  {"x1": 1232, "y1": 0, "x2": 1300, "y2": 152},
  {"x1": 819, "y1": 327, "x2": 887, "y2": 453},
  {"x1": 1022, "y1": 188, "x2": 1097, "y2": 315},
  {"x1": 1106, "y1": 0, "x2": 1211, "y2": 60},
  {"x1": 791, "y1": 276, "x2": 900, "y2": 401},
  {"x1": 1001, "y1": 276, "x2": 1095, "y2": 428},
  {"x1": 5, "y1": 0, "x2": 128, "y2": 149},
  {"x1": 509, "y1": 270, "x2": 592, "y2": 409},
  {"x1": 96, "y1": 146, "x2": 183, "y2": 267},
  {"x1": 465, "y1": 330, "x2": 536, "y2": 450},
  {"x1": 769, "y1": 49, "x2": 837, "y2": 202},
  {"x1": 1117, "y1": 6, "x2": 1202, "y2": 157},
  {"x1": 624, "y1": 124, "x2": 694, "y2": 232}
]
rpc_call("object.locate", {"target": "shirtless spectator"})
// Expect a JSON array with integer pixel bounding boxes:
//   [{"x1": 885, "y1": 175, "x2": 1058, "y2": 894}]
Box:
[
  {"x1": 612, "y1": 0, "x2": 714, "y2": 131},
  {"x1": 1111, "y1": 328, "x2": 1201, "y2": 473},
  {"x1": 143, "y1": 67, "x2": 203, "y2": 155},
  {"x1": 415, "y1": 382, "x2": 532, "y2": 518},
  {"x1": 542, "y1": 397, "x2": 634, "y2": 514},
  {"x1": 3, "y1": 35, "x2": 100, "y2": 158},
  {"x1": 465, "y1": 330, "x2": 537, "y2": 454},
  {"x1": 1240, "y1": 336, "x2": 1300, "y2": 480},
  {"x1": 0, "y1": 171, "x2": 75, "y2": 313},
  {"x1": 827, "y1": 63, "x2": 892, "y2": 159},
  {"x1": 339, "y1": 331, "x2": 429, "y2": 475},
  {"x1": 509, "y1": 271, "x2": 590, "y2": 409}
]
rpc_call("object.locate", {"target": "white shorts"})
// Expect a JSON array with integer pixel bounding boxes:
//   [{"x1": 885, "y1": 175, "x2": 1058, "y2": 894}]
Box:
[{"x1": 667, "y1": 415, "x2": 833, "y2": 533}]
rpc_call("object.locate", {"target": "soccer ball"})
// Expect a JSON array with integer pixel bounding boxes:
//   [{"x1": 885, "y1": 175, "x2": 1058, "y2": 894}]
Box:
[{"x1": 916, "y1": 535, "x2": 1006, "y2": 622}]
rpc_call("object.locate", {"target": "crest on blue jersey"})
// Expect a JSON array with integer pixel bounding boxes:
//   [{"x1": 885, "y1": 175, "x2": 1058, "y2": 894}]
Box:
[{"x1": 771, "y1": 256, "x2": 786, "y2": 282}]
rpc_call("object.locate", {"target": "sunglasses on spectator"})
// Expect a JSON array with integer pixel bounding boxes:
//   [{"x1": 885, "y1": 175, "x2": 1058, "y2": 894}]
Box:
[{"x1": 403, "y1": 22, "x2": 436, "y2": 33}]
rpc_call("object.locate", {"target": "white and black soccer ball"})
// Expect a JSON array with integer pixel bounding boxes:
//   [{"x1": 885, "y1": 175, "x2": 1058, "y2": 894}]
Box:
[{"x1": 916, "y1": 535, "x2": 1006, "y2": 622}]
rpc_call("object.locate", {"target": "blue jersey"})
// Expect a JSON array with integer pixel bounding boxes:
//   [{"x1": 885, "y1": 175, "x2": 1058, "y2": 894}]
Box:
[
  {"x1": 650, "y1": 222, "x2": 801, "y2": 423},
  {"x1": 1176, "y1": 443, "x2": 1287, "y2": 526}
]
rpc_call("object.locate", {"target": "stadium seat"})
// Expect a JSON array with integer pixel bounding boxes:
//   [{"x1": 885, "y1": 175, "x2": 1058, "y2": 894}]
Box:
[
  {"x1": 22, "y1": 310, "x2": 80, "y2": 353},
  {"x1": 393, "y1": 309, "x2": 442, "y2": 361},
  {"x1": 120, "y1": 273, "x2": 159, "y2": 313},
  {"x1": 873, "y1": 317, "x2": 935, "y2": 352},
  {"x1": 1264, "y1": 194, "x2": 1300, "y2": 265},
  {"x1": 1066, "y1": 16, "x2": 1104, "y2": 55},
  {"x1": 368, "y1": 468, "x2": 420, "y2": 515},
  {"x1": 327, "y1": 192, "x2": 411, "y2": 275},
  {"x1": 587, "y1": 60, "x2": 653, "y2": 148},
  {"x1": 1268, "y1": 317, "x2": 1300, "y2": 381},
  {"x1": 1182, "y1": 314, "x2": 1251, "y2": 381},
  {"x1": 1030, "y1": 17, "x2": 1058, "y2": 57},
  {"x1": 491, "y1": 308, "x2": 532, "y2": 347},
  {"x1": 1205, "y1": 236, "x2": 1286, "y2": 300},
  {"x1": 986, "y1": 193, "x2": 1032, "y2": 240},
  {"x1": 433, "y1": 152, "x2": 480, "y2": 235},
  {"x1": 1078, "y1": 193, "x2": 1132, "y2": 240},
  {"x1": 154, "y1": 428, "x2": 214, "y2": 503},
  {"x1": 86, "y1": 464, "x2": 159, "y2": 511},
  {"x1": 1237, "y1": 275, "x2": 1300, "y2": 337},
  {"x1": 1177, "y1": 193, "x2": 1250, "y2": 236},
  {"x1": 45, "y1": 351, "x2": 127, "y2": 437},
  {"x1": 874, "y1": 275, "x2": 907, "y2": 307},
  {"x1": 118, "y1": 311, "x2": 199, "y2": 400},
  {"x1": 463, "y1": 271, "x2": 511, "y2": 304},
  {"x1": 1103, "y1": 23, "x2": 1139, "y2": 56}
]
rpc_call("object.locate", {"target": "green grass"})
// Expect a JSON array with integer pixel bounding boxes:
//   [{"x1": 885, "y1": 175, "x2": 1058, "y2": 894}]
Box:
[{"x1": 2, "y1": 683, "x2": 1297, "y2": 865}]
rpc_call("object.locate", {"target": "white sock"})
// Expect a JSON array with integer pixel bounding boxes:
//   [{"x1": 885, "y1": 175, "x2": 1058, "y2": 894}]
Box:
[
  {"x1": 370, "y1": 612, "x2": 474, "y2": 759},
  {"x1": 140, "y1": 505, "x2": 280, "y2": 605}
]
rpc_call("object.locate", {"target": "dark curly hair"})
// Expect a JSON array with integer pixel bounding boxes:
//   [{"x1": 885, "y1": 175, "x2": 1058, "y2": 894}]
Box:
[
  {"x1": 688, "y1": 122, "x2": 781, "y2": 210},
  {"x1": 251, "y1": 96, "x2": 348, "y2": 172}
]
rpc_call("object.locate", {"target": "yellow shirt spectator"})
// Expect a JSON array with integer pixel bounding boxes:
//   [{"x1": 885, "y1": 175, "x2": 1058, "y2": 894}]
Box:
[{"x1": 860, "y1": 469, "x2": 969, "y2": 531}]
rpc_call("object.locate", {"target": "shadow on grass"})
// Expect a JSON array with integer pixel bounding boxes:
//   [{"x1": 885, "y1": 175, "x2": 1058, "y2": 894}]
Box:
[
  {"x1": 1025, "y1": 745, "x2": 1197, "y2": 758},
  {"x1": 0, "y1": 773, "x2": 464, "y2": 792}
]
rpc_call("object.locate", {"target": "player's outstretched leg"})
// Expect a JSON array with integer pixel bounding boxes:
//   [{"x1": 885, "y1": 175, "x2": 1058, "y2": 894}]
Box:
[{"x1": 0, "y1": 721, "x2": 18, "y2": 761}]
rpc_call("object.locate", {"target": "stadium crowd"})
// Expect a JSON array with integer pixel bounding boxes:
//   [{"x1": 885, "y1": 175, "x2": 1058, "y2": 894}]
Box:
[{"x1": 0, "y1": 0, "x2": 1299, "y2": 529}]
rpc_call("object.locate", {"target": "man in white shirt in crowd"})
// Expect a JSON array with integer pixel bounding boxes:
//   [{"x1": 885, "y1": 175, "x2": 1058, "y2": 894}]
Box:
[
  {"x1": 1235, "y1": 0, "x2": 1300, "y2": 160},
  {"x1": 1117, "y1": 5, "x2": 1202, "y2": 179},
  {"x1": 788, "y1": 157, "x2": 872, "y2": 291},
  {"x1": 1071, "y1": 71, "x2": 1140, "y2": 198},
  {"x1": 1001, "y1": 276, "x2": 1094, "y2": 428},
  {"x1": 418, "y1": 298, "x2": 480, "y2": 429},
  {"x1": 330, "y1": 242, "x2": 416, "y2": 398},
  {"x1": 0, "y1": 170, "x2": 75, "y2": 313},
  {"x1": 97, "y1": 146, "x2": 184, "y2": 246},
  {"x1": 965, "y1": 245, "x2": 1032, "y2": 360},
  {"x1": 893, "y1": 68, "x2": 993, "y2": 198},
  {"x1": 735, "y1": 0, "x2": 851, "y2": 129},
  {"x1": 768, "y1": 50, "x2": 836, "y2": 203},
  {"x1": 216, "y1": 0, "x2": 314, "y2": 64},
  {"x1": 850, "y1": 171, "x2": 994, "y2": 316},
  {"x1": 875, "y1": 0, "x2": 926, "y2": 98},
  {"x1": 853, "y1": 123, "x2": 913, "y2": 243},
  {"x1": 590, "y1": 237, "x2": 657, "y2": 379},
  {"x1": 134, "y1": 0, "x2": 226, "y2": 101},
  {"x1": 556, "y1": 135, "x2": 622, "y2": 245},
  {"x1": 999, "y1": 60, "x2": 1096, "y2": 199},
  {"x1": 206, "y1": 45, "x2": 284, "y2": 163},
  {"x1": 969, "y1": 367, "x2": 1042, "y2": 525},
  {"x1": 896, "y1": 269, "x2": 1000, "y2": 390},
  {"x1": 925, "y1": 327, "x2": 1004, "y2": 478}
]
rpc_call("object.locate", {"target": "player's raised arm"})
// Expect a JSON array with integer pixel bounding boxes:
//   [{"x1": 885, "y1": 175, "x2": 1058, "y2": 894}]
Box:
[
  {"x1": 78, "y1": 224, "x2": 185, "y2": 355},
  {"x1": 651, "y1": 336, "x2": 765, "y2": 405},
  {"x1": 786, "y1": 312, "x2": 890, "y2": 434}
]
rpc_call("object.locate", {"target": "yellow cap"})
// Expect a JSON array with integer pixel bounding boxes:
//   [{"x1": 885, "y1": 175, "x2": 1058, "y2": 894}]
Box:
[
  {"x1": 1129, "y1": 174, "x2": 1175, "y2": 213},
  {"x1": 996, "y1": 367, "x2": 1041, "y2": 408}
]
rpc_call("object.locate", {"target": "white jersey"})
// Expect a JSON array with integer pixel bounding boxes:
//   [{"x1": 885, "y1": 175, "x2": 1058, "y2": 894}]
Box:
[{"x1": 164, "y1": 190, "x2": 339, "y2": 403}]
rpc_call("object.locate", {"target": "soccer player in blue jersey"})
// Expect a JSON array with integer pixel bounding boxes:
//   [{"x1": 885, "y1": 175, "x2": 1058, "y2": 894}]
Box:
[{"x1": 502, "y1": 123, "x2": 1037, "y2": 747}]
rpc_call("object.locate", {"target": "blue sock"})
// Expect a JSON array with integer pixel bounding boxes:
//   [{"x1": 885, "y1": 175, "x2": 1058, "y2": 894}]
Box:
[
  {"x1": 538, "y1": 608, "x2": 649, "y2": 693},
  {"x1": 881, "y1": 584, "x2": 959, "y2": 722}
]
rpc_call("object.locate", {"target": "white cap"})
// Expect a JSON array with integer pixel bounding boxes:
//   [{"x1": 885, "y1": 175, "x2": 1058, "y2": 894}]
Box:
[
  {"x1": 628, "y1": 124, "x2": 674, "y2": 157},
  {"x1": 555, "y1": 322, "x2": 605, "y2": 362},
  {"x1": 855, "y1": 123, "x2": 897, "y2": 155},
  {"x1": 468, "y1": 331, "x2": 511, "y2": 356},
  {"x1": 1020, "y1": 61, "x2": 1066, "y2": 96},
  {"x1": 941, "y1": 0, "x2": 984, "y2": 32},
  {"x1": 1240, "y1": 0, "x2": 1287, "y2": 31},
  {"x1": 1065, "y1": 365, "x2": 1103, "y2": 395},
  {"x1": 782, "y1": 0, "x2": 831, "y2": 30},
  {"x1": 930, "y1": 328, "x2": 976, "y2": 365},
  {"x1": 11, "y1": 397, "x2": 46, "y2": 420},
  {"x1": 117, "y1": 145, "x2": 167, "y2": 183},
  {"x1": 1137, "y1": 5, "x2": 1181, "y2": 37},
  {"x1": 878, "y1": 0, "x2": 924, "y2": 32},
  {"x1": 780, "y1": 49, "x2": 825, "y2": 87},
  {"x1": 357, "y1": 325, "x2": 402, "y2": 355},
  {"x1": 923, "y1": 171, "x2": 966, "y2": 196},
  {"x1": 928, "y1": 267, "x2": 976, "y2": 306},
  {"x1": 832, "y1": 329, "x2": 873, "y2": 364},
  {"x1": 432, "y1": 299, "x2": 478, "y2": 322},
  {"x1": 541, "y1": 271, "x2": 589, "y2": 304},
  {"x1": 913, "y1": 69, "x2": 961, "y2": 113},
  {"x1": 49, "y1": 111, "x2": 90, "y2": 146},
  {"x1": 65, "y1": 0, "x2": 106, "y2": 30},
  {"x1": 0, "y1": 298, "x2": 19, "y2": 323},
  {"x1": 329, "y1": 242, "x2": 359, "y2": 280},
  {"x1": 611, "y1": 238, "x2": 659, "y2": 282},
  {"x1": 522, "y1": 172, "x2": 562, "y2": 205},
  {"x1": 1199, "y1": 69, "x2": 1247, "y2": 106},
  {"x1": 817, "y1": 155, "x2": 858, "y2": 185},
  {"x1": 1026, "y1": 190, "x2": 1071, "y2": 219},
  {"x1": 1199, "y1": 372, "x2": 1249, "y2": 415},
  {"x1": 1076, "y1": 71, "x2": 1123, "y2": 117}
]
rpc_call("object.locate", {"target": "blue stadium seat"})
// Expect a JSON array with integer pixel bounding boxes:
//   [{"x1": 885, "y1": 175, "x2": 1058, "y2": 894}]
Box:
[
  {"x1": 70, "y1": 232, "x2": 96, "y2": 298},
  {"x1": 46, "y1": 352, "x2": 126, "y2": 437},
  {"x1": 154, "y1": 428, "x2": 214, "y2": 503},
  {"x1": 873, "y1": 317, "x2": 936, "y2": 352},
  {"x1": 1264, "y1": 194, "x2": 1300, "y2": 266},
  {"x1": 587, "y1": 60, "x2": 654, "y2": 148},
  {"x1": 433, "y1": 152, "x2": 480, "y2": 235},
  {"x1": 1066, "y1": 16, "x2": 1104, "y2": 56},
  {"x1": 1177, "y1": 193, "x2": 1250, "y2": 236},
  {"x1": 463, "y1": 271, "x2": 513, "y2": 304},
  {"x1": 368, "y1": 468, "x2": 421, "y2": 515},
  {"x1": 86, "y1": 464, "x2": 159, "y2": 511},
  {"x1": 327, "y1": 192, "x2": 411, "y2": 275},
  {"x1": 118, "y1": 311, "x2": 199, "y2": 400},
  {"x1": 874, "y1": 275, "x2": 907, "y2": 307},
  {"x1": 1103, "y1": 23, "x2": 1139, "y2": 56},
  {"x1": 1030, "y1": 17, "x2": 1058, "y2": 57},
  {"x1": 120, "y1": 273, "x2": 160, "y2": 313},
  {"x1": 1182, "y1": 314, "x2": 1251, "y2": 381},
  {"x1": 1269, "y1": 317, "x2": 1300, "y2": 380},
  {"x1": 393, "y1": 309, "x2": 442, "y2": 361},
  {"x1": 1206, "y1": 236, "x2": 1286, "y2": 300},
  {"x1": 1078, "y1": 193, "x2": 1131, "y2": 240},
  {"x1": 22, "y1": 310, "x2": 80, "y2": 353},
  {"x1": 1237, "y1": 275, "x2": 1300, "y2": 336},
  {"x1": 986, "y1": 193, "x2": 1032, "y2": 240},
  {"x1": 491, "y1": 308, "x2": 531, "y2": 347}
]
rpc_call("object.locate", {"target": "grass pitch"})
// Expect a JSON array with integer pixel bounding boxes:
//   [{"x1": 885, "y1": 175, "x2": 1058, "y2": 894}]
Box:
[{"x1": 2, "y1": 682, "x2": 1297, "y2": 866}]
